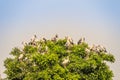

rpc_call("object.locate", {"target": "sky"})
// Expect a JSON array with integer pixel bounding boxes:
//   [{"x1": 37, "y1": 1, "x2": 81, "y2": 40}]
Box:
[{"x1": 0, "y1": 0, "x2": 120, "y2": 79}]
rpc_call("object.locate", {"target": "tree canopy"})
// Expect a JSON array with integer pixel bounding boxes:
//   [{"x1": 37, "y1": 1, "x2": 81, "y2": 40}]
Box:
[{"x1": 4, "y1": 35, "x2": 115, "y2": 80}]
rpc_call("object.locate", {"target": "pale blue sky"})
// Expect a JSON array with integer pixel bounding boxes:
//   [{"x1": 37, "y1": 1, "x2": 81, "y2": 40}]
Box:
[{"x1": 0, "y1": 0, "x2": 120, "y2": 79}]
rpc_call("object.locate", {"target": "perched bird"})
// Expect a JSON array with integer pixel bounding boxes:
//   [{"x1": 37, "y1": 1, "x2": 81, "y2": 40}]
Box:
[
  {"x1": 103, "y1": 46, "x2": 107, "y2": 52},
  {"x1": 97, "y1": 45, "x2": 102, "y2": 52},
  {"x1": 41, "y1": 52, "x2": 45, "y2": 55},
  {"x1": 77, "y1": 38, "x2": 82, "y2": 45},
  {"x1": 18, "y1": 54, "x2": 24, "y2": 61},
  {"x1": 38, "y1": 45, "x2": 42, "y2": 53},
  {"x1": 45, "y1": 46, "x2": 48, "y2": 52},
  {"x1": 38, "y1": 46, "x2": 48, "y2": 55},
  {"x1": 33, "y1": 62, "x2": 37, "y2": 66},
  {"x1": 97, "y1": 45, "x2": 107, "y2": 52},
  {"x1": 62, "y1": 56, "x2": 70, "y2": 68},
  {"x1": 28, "y1": 35, "x2": 38, "y2": 46},
  {"x1": 65, "y1": 36, "x2": 74, "y2": 48},
  {"x1": 90, "y1": 44, "x2": 107, "y2": 54},
  {"x1": 77, "y1": 37, "x2": 85, "y2": 45},
  {"x1": 65, "y1": 40, "x2": 71, "y2": 48},
  {"x1": 42, "y1": 37, "x2": 47, "y2": 43},
  {"x1": 90, "y1": 44, "x2": 97, "y2": 51},
  {"x1": 22, "y1": 41, "x2": 27, "y2": 46},
  {"x1": 67, "y1": 37, "x2": 74, "y2": 44},
  {"x1": 84, "y1": 48, "x2": 90, "y2": 60},
  {"x1": 24, "y1": 57, "x2": 28, "y2": 61},
  {"x1": 28, "y1": 39, "x2": 36, "y2": 46},
  {"x1": 32, "y1": 35, "x2": 37, "y2": 42},
  {"x1": 51, "y1": 34, "x2": 58, "y2": 42},
  {"x1": 85, "y1": 48, "x2": 90, "y2": 53}
]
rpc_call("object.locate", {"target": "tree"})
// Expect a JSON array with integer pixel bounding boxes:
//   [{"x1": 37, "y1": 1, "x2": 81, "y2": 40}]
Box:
[{"x1": 4, "y1": 35, "x2": 115, "y2": 80}]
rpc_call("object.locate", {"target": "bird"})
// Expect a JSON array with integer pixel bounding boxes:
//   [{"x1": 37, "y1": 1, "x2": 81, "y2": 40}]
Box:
[
  {"x1": 90, "y1": 44, "x2": 97, "y2": 51},
  {"x1": 28, "y1": 40, "x2": 36, "y2": 46},
  {"x1": 85, "y1": 48, "x2": 90, "y2": 53},
  {"x1": 65, "y1": 36, "x2": 74, "y2": 48},
  {"x1": 77, "y1": 38, "x2": 82, "y2": 45},
  {"x1": 97, "y1": 45, "x2": 107, "y2": 52},
  {"x1": 65, "y1": 40, "x2": 71, "y2": 48},
  {"x1": 84, "y1": 48, "x2": 90, "y2": 60},
  {"x1": 97, "y1": 45, "x2": 102, "y2": 52},
  {"x1": 41, "y1": 52, "x2": 45, "y2": 55},
  {"x1": 32, "y1": 34, "x2": 37, "y2": 42},
  {"x1": 45, "y1": 46, "x2": 48, "y2": 52},
  {"x1": 41, "y1": 37, "x2": 47, "y2": 43},
  {"x1": 82, "y1": 37, "x2": 85, "y2": 42},
  {"x1": 18, "y1": 54, "x2": 24, "y2": 61},
  {"x1": 24, "y1": 57, "x2": 28, "y2": 61},
  {"x1": 62, "y1": 56, "x2": 70, "y2": 68},
  {"x1": 102, "y1": 46, "x2": 107, "y2": 52},
  {"x1": 22, "y1": 41, "x2": 27, "y2": 46},
  {"x1": 28, "y1": 35, "x2": 38, "y2": 46},
  {"x1": 51, "y1": 34, "x2": 58, "y2": 42},
  {"x1": 90, "y1": 44, "x2": 107, "y2": 54},
  {"x1": 67, "y1": 36, "x2": 74, "y2": 44},
  {"x1": 33, "y1": 62, "x2": 37, "y2": 66},
  {"x1": 77, "y1": 37, "x2": 85, "y2": 45}
]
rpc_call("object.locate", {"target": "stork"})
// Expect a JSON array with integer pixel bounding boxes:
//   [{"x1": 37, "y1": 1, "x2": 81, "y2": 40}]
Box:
[
  {"x1": 33, "y1": 62, "x2": 37, "y2": 66},
  {"x1": 65, "y1": 40, "x2": 71, "y2": 48},
  {"x1": 41, "y1": 37, "x2": 47, "y2": 43},
  {"x1": 62, "y1": 56, "x2": 70, "y2": 68},
  {"x1": 32, "y1": 34, "x2": 37, "y2": 42},
  {"x1": 18, "y1": 54, "x2": 24, "y2": 61},
  {"x1": 84, "y1": 48, "x2": 90, "y2": 60},
  {"x1": 85, "y1": 48, "x2": 90, "y2": 53},
  {"x1": 77, "y1": 37, "x2": 85, "y2": 45},
  {"x1": 98, "y1": 45, "x2": 107, "y2": 52},
  {"x1": 77, "y1": 38, "x2": 82, "y2": 45},
  {"x1": 45, "y1": 46, "x2": 48, "y2": 52},
  {"x1": 90, "y1": 44, "x2": 97, "y2": 51},
  {"x1": 65, "y1": 36, "x2": 74, "y2": 48},
  {"x1": 28, "y1": 35, "x2": 38, "y2": 46},
  {"x1": 24, "y1": 57, "x2": 28, "y2": 61},
  {"x1": 67, "y1": 36, "x2": 74, "y2": 45},
  {"x1": 51, "y1": 34, "x2": 58, "y2": 42}
]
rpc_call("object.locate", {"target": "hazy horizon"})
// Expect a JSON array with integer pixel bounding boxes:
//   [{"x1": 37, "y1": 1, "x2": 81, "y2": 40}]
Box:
[{"x1": 0, "y1": 0, "x2": 120, "y2": 79}]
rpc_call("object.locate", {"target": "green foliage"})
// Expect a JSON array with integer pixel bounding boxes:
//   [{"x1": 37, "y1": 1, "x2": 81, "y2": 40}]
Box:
[{"x1": 4, "y1": 36, "x2": 115, "y2": 80}]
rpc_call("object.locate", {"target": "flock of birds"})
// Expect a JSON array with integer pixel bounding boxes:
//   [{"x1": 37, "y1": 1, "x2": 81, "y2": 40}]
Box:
[{"x1": 18, "y1": 34, "x2": 107, "y2": 68}]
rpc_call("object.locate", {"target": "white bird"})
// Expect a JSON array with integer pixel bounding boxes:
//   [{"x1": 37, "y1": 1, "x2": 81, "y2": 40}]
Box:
[
  {"x1": 65, "y1": 40, "x2": 71, "y2": 48},
  {"x1": 85, "y1": 48, "x2": 90, "y2": 53},
  {"x1": 32, "y1": 35, "x2": 37, "y2": 42},
  {"x1": 67, "y1": 37, "x2": 74, "y2": 44},
  {"x1": 51, "y1": 34, "x2": 58, "y2": 42},
  {"x1": 33, "y1": 62, "x2": 37, "y2": 66},
  {"x1": 103, "y1": 46, "x2": 107, "y2": 52},
  {"x1": 77, "y1": 37, "x2": 85, "y2": 45},
  {"x1": 45, "y1": 46, "x2": 48, "y2": 52},
  {"x1": 90, "y1": 44, "x2": 107, "y2": 54},
  {"x1": 41, "y1": 37, "x2": 47, "y2": 42},
  {"x1": 98, "y1": 45, "x2": 107, "y2": 52},
  {"x1": 65, "y1": 36, "x2": 74, "y2": 48},
  {"x1": 62, "y1": 56, "x2": 70, "y2": 68},
  {"x1": 84, "y1": 48, "x2": 90, "y2": 60},
  {"x1": 22, "y1": 41, "x2": 27, "y2": 46},
  {"x1": 28, "y1": 35, "x2": 38, "y2": 46},
  {"x1": 90, "y1": 44, "x2": 97, "y2": 51},
  {"x1": 18, "y1": 54, "x2": 24, "y2": 60},
  {"x1": 24, "y1": 57, "x2": 28, "y2": 61}
]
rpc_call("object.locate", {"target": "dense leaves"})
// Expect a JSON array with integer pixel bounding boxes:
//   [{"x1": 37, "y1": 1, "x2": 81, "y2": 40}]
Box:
[{"x1": 4, "y1": 35, "x2": 115, "y2": 80}]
